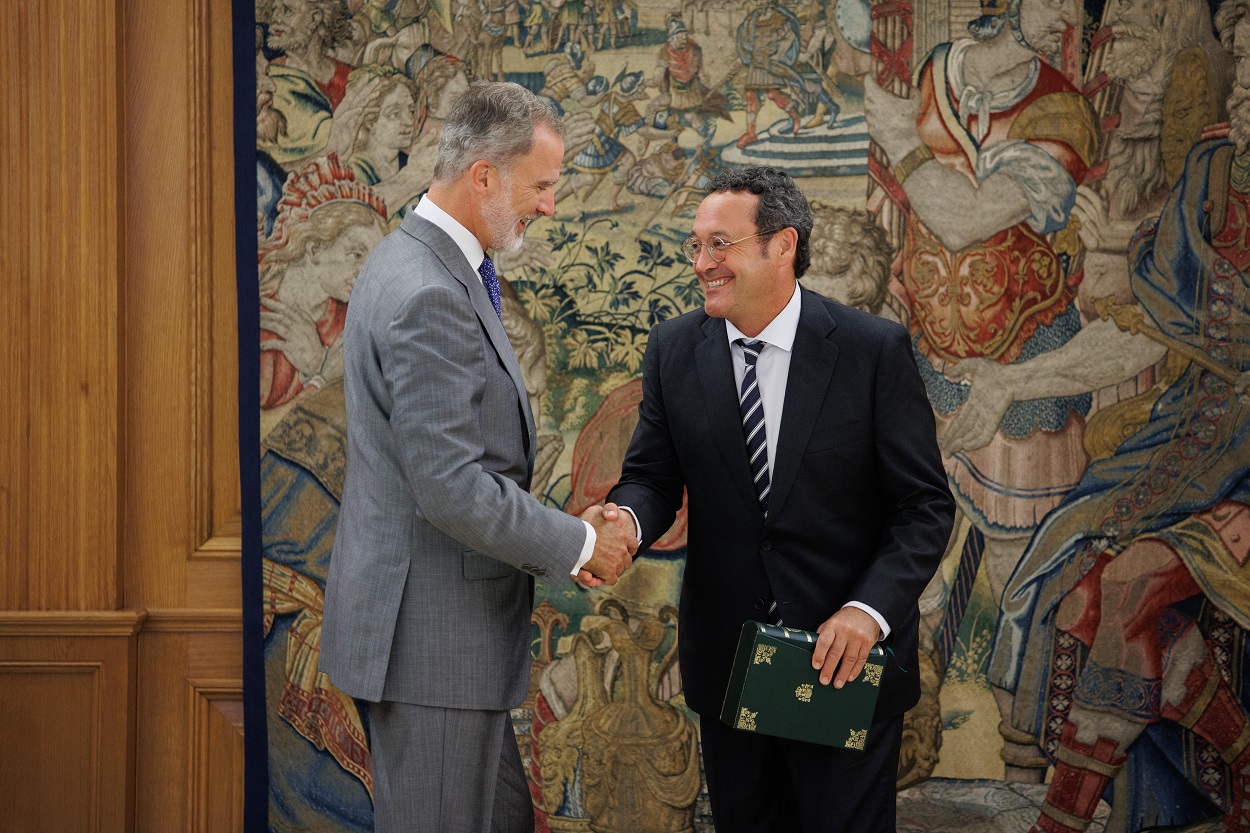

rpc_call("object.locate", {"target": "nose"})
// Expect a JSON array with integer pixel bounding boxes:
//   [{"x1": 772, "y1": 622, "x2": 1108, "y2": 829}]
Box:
[{"x1": 537, "y1": 189, "x2": 555, "y2": 218}]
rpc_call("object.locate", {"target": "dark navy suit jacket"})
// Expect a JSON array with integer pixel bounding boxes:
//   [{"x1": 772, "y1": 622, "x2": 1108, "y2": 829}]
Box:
[{"x1": 609, "y1": 287, "x2": 955, "y2": 719}]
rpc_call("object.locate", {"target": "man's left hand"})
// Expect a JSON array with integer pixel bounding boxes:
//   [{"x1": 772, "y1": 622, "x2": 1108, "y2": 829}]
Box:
[{"x1": 812, "y1": 607, "x2": 881, "y2": 689}]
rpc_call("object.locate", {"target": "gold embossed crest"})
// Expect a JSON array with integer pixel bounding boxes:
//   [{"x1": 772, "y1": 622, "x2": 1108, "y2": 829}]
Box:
[
  {"x1": 737, "y1": 708, "x2": 758, "y2": 731},
  {"x1": 753, "y1": 645, "x2": 776, "y2": 665},
  {"x1": 794, "y1": 684, "x2": 813, "y2": 703},
  {"x1": 846, "y1": 729, "x2": 867, "y2": 750},
  {"x1": 863, "y1": 664, "x2": 883, "y2": 687}
]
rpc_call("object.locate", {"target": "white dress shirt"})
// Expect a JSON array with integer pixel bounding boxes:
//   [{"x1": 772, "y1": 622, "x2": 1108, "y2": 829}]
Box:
[
  {"x1": 627, "y1": 284, "x2": 889, "y2": 639},
  {"x1": 415, "y1": 196, "x2": 597, "y2": 576}
]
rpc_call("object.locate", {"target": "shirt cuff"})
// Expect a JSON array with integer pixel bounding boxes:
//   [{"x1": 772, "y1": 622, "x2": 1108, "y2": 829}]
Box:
[
  {"x1": 571, "y1": 520, "x2": 596, "y2": 577},
  {"x1": 842, "y1": 601, "x2": 890, "y2": 641},
  {"x1": 619, "y1": 506, "x2": 642, "y2": 544}
]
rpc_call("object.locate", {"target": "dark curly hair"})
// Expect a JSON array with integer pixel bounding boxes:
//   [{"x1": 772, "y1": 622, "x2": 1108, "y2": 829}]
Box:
[{"x1": 706, "y1": 165, "x2": 813, "y2": 278}]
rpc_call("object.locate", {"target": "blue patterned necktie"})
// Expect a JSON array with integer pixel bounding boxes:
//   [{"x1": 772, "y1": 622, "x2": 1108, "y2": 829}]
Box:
[
  {"x1": 737, "y1": 339, "x2": 770, "y2": 516},
  {"x1": 478, "y1": 255, "x2": 501, "y2": 321}
]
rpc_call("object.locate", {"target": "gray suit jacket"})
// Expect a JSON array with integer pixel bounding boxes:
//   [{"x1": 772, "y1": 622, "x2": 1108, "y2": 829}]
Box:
[{"x1": 320, "y1": 210, "x2": 585, "y2": 709}]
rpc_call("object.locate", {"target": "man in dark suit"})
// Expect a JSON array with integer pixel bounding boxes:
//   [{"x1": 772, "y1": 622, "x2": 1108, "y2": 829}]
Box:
[
  {"x1": 319, "y1": 81, "x2": 635, "y2": 833},
  {"x1": 608, "y1": 165, "x2": 954, "y2": 832}
]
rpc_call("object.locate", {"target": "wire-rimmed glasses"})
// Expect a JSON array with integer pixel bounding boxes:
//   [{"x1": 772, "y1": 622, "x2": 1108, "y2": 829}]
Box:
[{"x1": 680, "y1": 229, "x2": 784, "y2": 264}]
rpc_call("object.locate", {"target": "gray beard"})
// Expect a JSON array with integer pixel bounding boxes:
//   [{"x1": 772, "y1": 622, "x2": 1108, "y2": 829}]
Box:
[
  {"x1": 1104, "y1": 133, "x2": 1165, "y2": 219},
  {"x1": 481, "y1": 187, "x2": 526, "y2": 254},
  {"x1": 1106, "y1": 35, "x2": 1162, "y2": 83},
  {"x1": 1230, "y1": 84, "x2": 1250, "y2": 155}
]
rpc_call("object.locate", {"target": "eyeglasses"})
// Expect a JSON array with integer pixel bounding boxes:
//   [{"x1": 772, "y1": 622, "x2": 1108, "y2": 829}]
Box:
[{"x1": 681, "y1": 228, "x2": 784, "y2": 264}]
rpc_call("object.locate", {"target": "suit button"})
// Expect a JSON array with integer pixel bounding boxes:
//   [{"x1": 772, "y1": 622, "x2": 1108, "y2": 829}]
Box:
[
  {"x1": 760, "y1": 540, "x2": 772, "y2": 551},
  {"x1": 754, "y1": 599, "x2": 765, "y2": 611}
]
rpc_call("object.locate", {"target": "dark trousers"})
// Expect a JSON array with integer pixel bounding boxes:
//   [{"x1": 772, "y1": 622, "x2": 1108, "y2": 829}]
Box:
[{"x1": 699, "y1": 713, "x2": 904, "y2": 833}]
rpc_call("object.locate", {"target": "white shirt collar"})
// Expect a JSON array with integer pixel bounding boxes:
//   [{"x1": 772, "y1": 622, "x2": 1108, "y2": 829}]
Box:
[
  {"x1": 415, "y1": 195, "x2": 486, "y2": 273},
  {"x1": 725, "y1": 283, "x2": 802, "y2": 352}
]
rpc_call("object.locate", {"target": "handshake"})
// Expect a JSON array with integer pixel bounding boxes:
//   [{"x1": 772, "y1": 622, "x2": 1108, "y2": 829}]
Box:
[{"x1": 574, "y1": 502, "x2": 639, "y2": 587}]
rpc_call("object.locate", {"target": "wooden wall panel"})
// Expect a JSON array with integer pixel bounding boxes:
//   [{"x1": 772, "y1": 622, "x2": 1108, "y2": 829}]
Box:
[
  {"x1": 1, "y1": 0, "x2": 244, "y2": 826},
  {"x1": 203, "y1": 0, "x2": 243, "y2": 553},
  {"x1": 123, "y1": 0, "x2": 245, "y2": 819},
  {"x1": 125, "y1": 0, "x2": 245, "y2": 824},
  {"x1": 137, "y1": 616, "x2": 243, "y2": 833},
  {"x1": 0, "y1": 0, "x2": 123, "y2": 611},
  {"x1": 0, "y1": 664, "x2": 99, "y2": 831},
  {"x1": 124, "y1": 0, "x2": 242, "y2": 599},
  {"x1": 0, "y1": 613, "x2": 142, "y2": 833},
  {"x1": 123, "y1": 0, "x2": 198, "y2": 607},
  {"x1": 189, "y1": 683, "x2": 246, "y2": 833}
]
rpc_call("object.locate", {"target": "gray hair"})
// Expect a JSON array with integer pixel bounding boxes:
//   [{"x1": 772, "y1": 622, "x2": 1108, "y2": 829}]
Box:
[
  {"x1": 705, "y1": 165, "x2": 813, "y2": 278},
  {"x1": 432, "y1": 81, "x2": 564, "y2": 182},
  {"x1": 1217, "y1": 0, "x2": 1250, "y2": 51}
]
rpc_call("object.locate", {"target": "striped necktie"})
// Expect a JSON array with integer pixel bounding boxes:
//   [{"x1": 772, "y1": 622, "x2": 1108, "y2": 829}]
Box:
[
  {"x1": 737, "y1": 339, "x2": 770, "y2": 516},
  {"x1": 739, "y1": 339, "x2": 782, "y2": 625},
  {"x1": 478, "y1": 255, "x2": 501, "y2": 321}
]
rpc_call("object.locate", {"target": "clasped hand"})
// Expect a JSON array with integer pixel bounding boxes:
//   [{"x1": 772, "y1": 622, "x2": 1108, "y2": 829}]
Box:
[{"x1": 575, "y1": 503, "x2": 638, "y2": 587}]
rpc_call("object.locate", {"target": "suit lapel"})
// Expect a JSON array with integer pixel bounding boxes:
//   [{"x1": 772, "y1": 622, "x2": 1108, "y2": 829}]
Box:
[
  {"x1": 402, "y1": 214, "x2": 538, "y2": 451},
  {"x1": 695, "y1": 316, "x2": 762, "y2": 515},
  {"x1": 767, "y1": 291, "x2": 838, "y2": 526}
]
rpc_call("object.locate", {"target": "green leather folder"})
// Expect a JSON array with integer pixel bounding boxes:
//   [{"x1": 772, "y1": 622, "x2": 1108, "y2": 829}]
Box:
[{"x1": 719, "y1": 621, "x2": 885, "y2": 749}]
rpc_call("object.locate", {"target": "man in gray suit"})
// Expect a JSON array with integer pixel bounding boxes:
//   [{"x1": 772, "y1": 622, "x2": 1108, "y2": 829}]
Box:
[{"x1": 320, "y1": 81, "x2": 636, "y2": 833}]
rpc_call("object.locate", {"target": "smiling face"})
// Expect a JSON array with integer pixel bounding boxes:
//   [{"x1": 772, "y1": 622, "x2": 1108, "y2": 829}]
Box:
[
  {"x1": 478, "y1": 125, "x2": 563, "y2": 252},
  {"x1": 690, "y1": 190, "x2": 796, "y2": 337}
]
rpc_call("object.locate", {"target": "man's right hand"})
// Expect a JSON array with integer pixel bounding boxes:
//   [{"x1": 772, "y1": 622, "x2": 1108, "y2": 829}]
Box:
[{"x1": 578, "y1": 503, "x2": 637, "y2": 586}]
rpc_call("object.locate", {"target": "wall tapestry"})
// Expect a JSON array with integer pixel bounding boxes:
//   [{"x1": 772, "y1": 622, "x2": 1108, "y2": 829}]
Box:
[{"x1": 238, "y1": 0, "x2": 1250, "y2": 830}]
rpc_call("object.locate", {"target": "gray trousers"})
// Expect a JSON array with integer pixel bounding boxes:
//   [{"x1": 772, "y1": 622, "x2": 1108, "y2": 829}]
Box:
[{"x1": 369, "y1": 701, "x2": 534, "y2": 833}]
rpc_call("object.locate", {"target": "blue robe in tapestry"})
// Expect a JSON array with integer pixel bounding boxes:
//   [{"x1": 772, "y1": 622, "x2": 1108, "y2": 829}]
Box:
[
  {"x1": 262, "y1": 380, "x2": 374, "y2": 833},
  {"x1": 988, "y1": 136, "x2": 1250, "y2": 829}
]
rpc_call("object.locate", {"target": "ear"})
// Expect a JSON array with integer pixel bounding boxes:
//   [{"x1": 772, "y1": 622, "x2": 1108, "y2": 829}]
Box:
[
  {"x1": 467, "y1": 159, "x2": 495, "y2": 196},
  {"x1": 773, "y1": 227, "x2": 799, "y2": 265},
  {"x1": 305, "y1": 239, "x2": 322, "y2": 264}
]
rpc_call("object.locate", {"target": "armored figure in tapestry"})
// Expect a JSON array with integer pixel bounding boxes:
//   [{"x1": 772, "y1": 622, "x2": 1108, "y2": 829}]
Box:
[{"x1": 865, "y1": 0, "x2": 1100, "y2": 781}]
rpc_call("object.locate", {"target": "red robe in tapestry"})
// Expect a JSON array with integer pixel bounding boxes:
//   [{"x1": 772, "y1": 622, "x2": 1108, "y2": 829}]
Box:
[
  {"x1": 259, "y1": 292, "x2": 347, "y2": 411},
  {"x1": 904, "y1": 43, "x2": 1097, "y2": 366}
]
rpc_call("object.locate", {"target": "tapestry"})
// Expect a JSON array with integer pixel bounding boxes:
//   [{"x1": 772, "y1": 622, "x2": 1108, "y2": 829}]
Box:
[{"x1": 238, "y1": 0, "x2": 1250, "y2": 830}]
